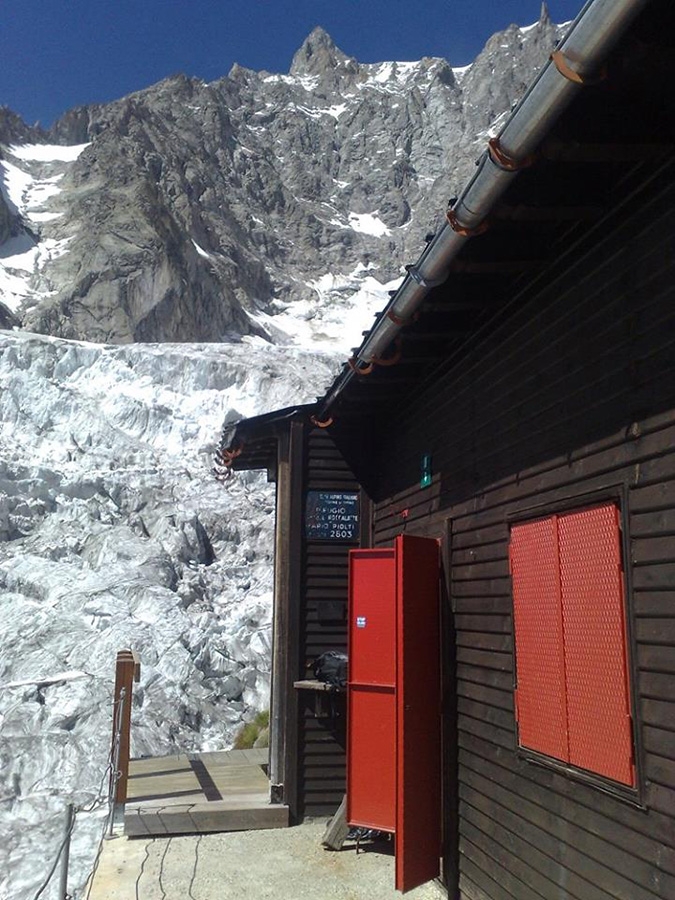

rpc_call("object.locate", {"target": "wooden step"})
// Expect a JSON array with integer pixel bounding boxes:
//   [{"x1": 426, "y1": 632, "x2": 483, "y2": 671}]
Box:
[{"x1": 124, "y1": 748, "x2": 288, "y2": 836}]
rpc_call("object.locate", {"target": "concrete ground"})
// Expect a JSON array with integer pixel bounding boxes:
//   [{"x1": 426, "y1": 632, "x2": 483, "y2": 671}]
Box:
[{"x1": 88, "y1": 821, "x2": 445, "y2": 899}]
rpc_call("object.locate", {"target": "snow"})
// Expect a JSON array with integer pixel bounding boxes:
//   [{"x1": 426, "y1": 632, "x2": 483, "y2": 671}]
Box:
[
  {"x1": 292, "y1": 102, "x2": 348, "y2": 121},
  {"x1": 192, "y1": 239, "x2": 214, "y2": 259},
  {"x1": 0, "y1": 235, "x2": 72, "y2": 313},
  {"x1": 2, "y1": 670, "x2": 90, "y2": 690},
  {"x1": 371, "y1": 60, "x2": 420, "y2": 85},
  {"x1": 0, "y1": 143, "x2": 84, "y2": 316},
  {"x1": 262, "y1": 73, "x2": 320, "y2": 92},
  {"x1": 26, "y1": 176, "x2": 64, "y2": 210},
  {"x1": 24, "y1": 210, "x2": 62, "y2": 223},
  {"x1": 7, "y1": 143, "x2": 90, "y2": 162},
  {"x1": 250, "y1": 265, "x2": 401, "y2": 354},
  {"x1": 0, "y1": 158, "x2": 33, "y2": 213},
  {"x1": 356, "y1": 58, "x2": 453, "y2": 94},
  {"x1": 0, "y1": 266, "x2": 33, "y2": 312},
  {"x1": 452, "y1": 64, "x2": 472, "y2": 82},
  {"x1": 0, "y1": 331, "x2": 343, "y2": 899},
  {"x1": 520, "y1": 17, "x2": 572, "y2": 36},
  {"x1": 374, "y1": 61, "x2": 396, "y2": 83},
  {"x1": 347, "y1": 211, "x2": 391, "y2": 237},
  {"x1": 326, "y1": 103, "x2": 348, "y2": 119}
]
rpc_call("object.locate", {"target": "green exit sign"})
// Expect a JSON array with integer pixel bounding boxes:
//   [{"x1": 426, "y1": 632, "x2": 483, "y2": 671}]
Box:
[{"x1": 420, "y1": 453, "x2": 432, "y2": 488}]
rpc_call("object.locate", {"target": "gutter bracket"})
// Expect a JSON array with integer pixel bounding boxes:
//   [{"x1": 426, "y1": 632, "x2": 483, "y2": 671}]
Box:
[
  {"x1": 550, "y1": 49, "x2": 607, "y2": 85},
  {"x1": 309, "y1": 414, "x2": 334, "y2": 429},
  {"x1": 387, "y1": 309, "x2": 411, "y2": 327},
  {"x1": 405, "y1": 264, "x2": 446, "y2": 289},
  {"x1": 372, "y1": 337, "x2": 403, "y2": 368},
  {"x1": 445, "y1": 208, "x2": 490, "y2": 237},
  {"x1": 488, "y1": 137, "x2": 536, "y2": 172},
  {"x1": 347, "y1": 357, "x2": 374, "y2": 376}
]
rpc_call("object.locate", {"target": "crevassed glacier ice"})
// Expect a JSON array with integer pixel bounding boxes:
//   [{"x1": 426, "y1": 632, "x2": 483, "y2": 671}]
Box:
[{"x1": 0, "y1": 330, "x2": 340, "y2": 900}]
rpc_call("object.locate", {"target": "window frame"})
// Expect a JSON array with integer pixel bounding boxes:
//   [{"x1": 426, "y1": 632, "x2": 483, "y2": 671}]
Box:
[{"x1": 507, "y1": 485, "x2": 642, "y2": 804}]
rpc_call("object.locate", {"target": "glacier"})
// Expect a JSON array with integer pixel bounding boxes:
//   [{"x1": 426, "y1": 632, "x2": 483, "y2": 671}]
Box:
[{"x1": 0, "y1": 330, "x2": 343, "y2": 899}]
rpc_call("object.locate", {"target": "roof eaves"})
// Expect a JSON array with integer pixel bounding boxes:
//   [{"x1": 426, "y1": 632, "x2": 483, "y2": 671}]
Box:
[
  {"x1": 316, "y1": 0, "x2": 652, "y2": 422},
  {"x1": 214, "y1": 403, "x2": 316, "y2": 477}
]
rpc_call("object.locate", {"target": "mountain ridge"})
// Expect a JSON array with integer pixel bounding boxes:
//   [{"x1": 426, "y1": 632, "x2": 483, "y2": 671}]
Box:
[{"x1": 0, "y1": 13, "x2": 566, "y2": 346}]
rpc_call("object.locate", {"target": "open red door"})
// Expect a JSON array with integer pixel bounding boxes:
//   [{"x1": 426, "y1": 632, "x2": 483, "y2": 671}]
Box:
[
  {"x1": 347, "y1": 549, "x2": 397, "y2": 832},
  {"x1": 347, "y1": 536, "x2": 441, "y2": 893},
  {"x1": 395, "y1": 535, "x2": 441, "y2": 892}
]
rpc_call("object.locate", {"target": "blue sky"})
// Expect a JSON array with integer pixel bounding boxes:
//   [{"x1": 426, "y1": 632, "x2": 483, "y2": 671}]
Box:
[{"x1": 3, "y1": 1, "x2": 584, "y2": 128}]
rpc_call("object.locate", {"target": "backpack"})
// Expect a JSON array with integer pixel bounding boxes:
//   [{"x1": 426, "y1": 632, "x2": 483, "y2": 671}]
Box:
[{"x1": 313, "y1": 651, "x2": 348, "y2": 689}]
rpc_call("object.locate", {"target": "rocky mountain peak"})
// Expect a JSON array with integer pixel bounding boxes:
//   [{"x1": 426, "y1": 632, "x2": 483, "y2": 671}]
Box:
[
  {"x1": 0, "y1": 15, "x2": 569, "y2": 344},
  {"x1": 0, "y1": 106, "x2": 47, "y2": 145},
  {"x1": 289, "y1": 26, "x2": 355, "y2": 76}
]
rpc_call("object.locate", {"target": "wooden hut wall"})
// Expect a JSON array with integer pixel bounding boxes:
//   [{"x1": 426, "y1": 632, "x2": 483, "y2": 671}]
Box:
[
  {"x1": 368, "y1": 163, "x2": 675, "y2": 899},
  {"x1": 295, "y1": 427, "x2": 364, "y2": 819}
]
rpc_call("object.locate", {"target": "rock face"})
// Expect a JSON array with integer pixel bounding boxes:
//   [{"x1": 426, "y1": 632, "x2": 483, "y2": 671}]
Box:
[{"x1": 0, "y1": 9, "x2": 566, "y2": 344}]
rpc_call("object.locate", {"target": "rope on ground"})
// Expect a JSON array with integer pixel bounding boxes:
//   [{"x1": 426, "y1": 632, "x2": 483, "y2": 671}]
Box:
[
  {"x1": 158, "y1": 837, "x2": 172, "y2": 900},
  {"x1": 135, "y1": 841, "x2": 152, "y2": 900},
  {"x1": 187, "y1": 836, "x2": 201, "y2": 900}
]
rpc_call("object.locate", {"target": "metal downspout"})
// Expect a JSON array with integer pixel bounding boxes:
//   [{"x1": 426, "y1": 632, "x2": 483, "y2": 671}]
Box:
[{"x1": 317, "y1": 0, "x2": 651, "y2": 420}]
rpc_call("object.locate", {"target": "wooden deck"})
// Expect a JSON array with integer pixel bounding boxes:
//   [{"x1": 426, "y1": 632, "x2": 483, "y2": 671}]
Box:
[{"x1": 124, "y1": 747, "x2": 289, "y2": 836}]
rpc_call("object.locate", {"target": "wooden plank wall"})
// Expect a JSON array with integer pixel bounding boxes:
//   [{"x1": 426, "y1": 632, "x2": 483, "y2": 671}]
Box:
[
  {"x1": 296, "y1": 428, "x2": 361, "y2": 819},
  {"x1": 370, "y1": 165, "x2": 675, "y2": 899}
]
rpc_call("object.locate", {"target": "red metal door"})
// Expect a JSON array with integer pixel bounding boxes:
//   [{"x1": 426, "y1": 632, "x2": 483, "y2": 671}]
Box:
[
  {"x1": 347, "y1": 538, "x2": 442, "y2": 892},
  {"x1": 395, "y1": 535, "x2": 441, "y2": 893},
  {"x1": 347, "y1": 549, "x2": 397, "y2": 831}
]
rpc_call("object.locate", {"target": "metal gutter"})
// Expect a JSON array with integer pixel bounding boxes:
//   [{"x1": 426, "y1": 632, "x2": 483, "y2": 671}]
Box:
[{"x1": 316, "y1": 0, "x2": 651, "y2": 420}]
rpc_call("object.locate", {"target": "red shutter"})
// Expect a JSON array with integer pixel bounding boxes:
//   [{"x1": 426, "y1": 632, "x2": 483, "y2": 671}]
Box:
[
  {"x1": 510, "y1": 518, "x2": 569, "y2": 762},
  {"x1": 558, "y1": 505, "x2": 635, "y2": 786}
]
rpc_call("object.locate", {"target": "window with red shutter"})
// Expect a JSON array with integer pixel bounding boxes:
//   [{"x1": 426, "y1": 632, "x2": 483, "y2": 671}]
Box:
[
  {"x1": 510, "y1": 517, "x2": 569, "y2": 762},
  {"x1": 510, "y1": 503, "x2": 635, "y2": 788}
]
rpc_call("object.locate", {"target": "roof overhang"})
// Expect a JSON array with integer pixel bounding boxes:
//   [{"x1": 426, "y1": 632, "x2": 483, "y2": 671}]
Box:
[
  {"x1": 215, "y1": 404, "x2": 317, "y2": 478},
  {"x1": 217, "y1": 0, "x2": 675, "y2": 481},
  {"x1": 314, "y1": 0, "x2": 674, "y2": 434}
]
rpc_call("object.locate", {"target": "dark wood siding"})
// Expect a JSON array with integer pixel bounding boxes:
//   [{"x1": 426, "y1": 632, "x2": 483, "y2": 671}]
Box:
[
  {"x1": 296, "y1": 429, "x2": 361, "y2": 819},
  {"x1": 369, "y1": 168, "x2": 675, "y2": 898}
]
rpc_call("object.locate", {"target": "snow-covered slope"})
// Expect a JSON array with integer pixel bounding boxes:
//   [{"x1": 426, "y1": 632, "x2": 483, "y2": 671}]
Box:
[
  {"x1": 0, "y1": 143, "x2": 90, "y2": 316},
  {"x1": 0, "y1": 331, "x2": 341, "y2": 899}
]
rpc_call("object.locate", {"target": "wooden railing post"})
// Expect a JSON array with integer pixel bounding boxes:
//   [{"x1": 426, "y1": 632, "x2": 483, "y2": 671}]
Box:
[{"x1": 110, "y1": 649, "x2": 141, "y2": 806}]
